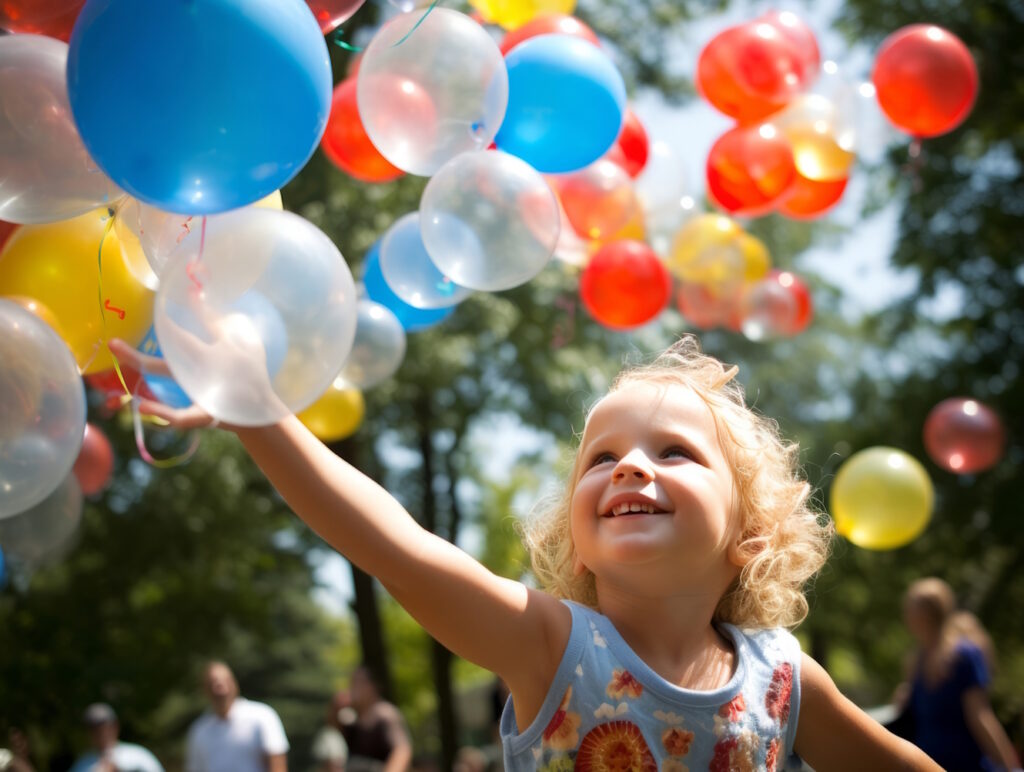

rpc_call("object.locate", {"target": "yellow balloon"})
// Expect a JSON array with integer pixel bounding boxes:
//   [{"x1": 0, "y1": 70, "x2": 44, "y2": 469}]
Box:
[
  {"x1": 298, "y1": 381, "x2": 365, "y2": 443},
  {"x1": 253, "y1": 190, "x2": 284, "y2": 211},
  {"x1": 0, "y1": 209, "x2": 155, "y2": 374},
  {"x1": 774, "y1": 95, "x2": 856, "y2": 182},
  {"x1": 831, "y1": 447, "x2": 934, "y2": 550},
  {"x1": 586, "y1": 208, "x2": 646, "y2": 257},
  {"x1": 668, "y1": 214, "x2": 770, "y2": 290},
  {"x1": 471, "y1": 0, "x2": 576, "y2": 29}
]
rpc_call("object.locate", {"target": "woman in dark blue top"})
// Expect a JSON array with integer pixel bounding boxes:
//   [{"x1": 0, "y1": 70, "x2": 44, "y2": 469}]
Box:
[{"x1": 902, "y1": 578, "x2": 1020, "y2": 771}]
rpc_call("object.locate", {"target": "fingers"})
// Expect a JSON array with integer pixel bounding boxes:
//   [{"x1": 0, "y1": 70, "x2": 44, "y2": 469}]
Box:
[
  {"x1": 137, "y1": 399, "x2": 215, "y2": 430},
  {"x1": 108, "y1": 337, "x2": 173, "y2": 377}
]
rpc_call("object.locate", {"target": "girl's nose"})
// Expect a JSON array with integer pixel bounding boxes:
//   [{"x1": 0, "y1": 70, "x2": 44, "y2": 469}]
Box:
[{"x1": 612, "y1": 450, "x2": 653, "y2": 481}]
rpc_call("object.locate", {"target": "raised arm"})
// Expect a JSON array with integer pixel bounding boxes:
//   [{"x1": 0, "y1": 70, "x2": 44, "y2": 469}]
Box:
[
  {"x1": 962, "y1": 687, "x2": 1021, "y2": 770},
  {"x1": 794, "y1": 654, "x2": 943, "y2": 771}
]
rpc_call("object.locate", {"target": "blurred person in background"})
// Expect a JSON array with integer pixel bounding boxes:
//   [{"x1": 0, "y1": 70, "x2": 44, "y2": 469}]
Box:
[
  {"x1": 311, "y1": 690, "x2": 350, "y2": 772},
  {"x1": 68, "y1": 703, "x2": 163, "y2": 772},
  {"x1": 339, "y1": 666, "x2": 411, "y2": 772},
  {"x1": 899, "y1": 577, "x2": 1021, "y2": 771}
]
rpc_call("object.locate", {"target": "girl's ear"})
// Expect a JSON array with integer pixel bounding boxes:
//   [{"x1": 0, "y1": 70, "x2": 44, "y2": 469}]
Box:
[
  {"x1": 728, "y1": 532, "x2": 763, "y2": 568},
  {"x1": 572, "y1": 551, "x2": 588, "y2": 576}
]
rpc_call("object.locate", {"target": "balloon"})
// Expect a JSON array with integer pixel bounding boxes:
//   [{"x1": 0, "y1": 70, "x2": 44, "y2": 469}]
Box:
[
  {"x1": 67, "y1": 0, "x2": 332, "y2": 214},
  {"x1": 379, "y1": 213, "x2": 472, "y2": 309},
  {"x1": 421, "y1": 150, "x2": 559, "y2": 291},
  {"x1": 777, "y1": 173, "x2": 848, "y2": 220},
  {"x1": 306, "y1": 0, "x2": 366, "y2": 34},
  {"x1": 831, "y1": 447, "x2": 934, "y2": 550},
  {"x1": 357, "y1": 8, "x2": 507, "y2": 176},
  {"x1": 0, "y1": 35, "x2": 122, "y2": 225},
  {"x1": 341, "y1": 301, "x2": 407, "y2": 389},
  {"x1": 72, "y1": 423, "x2": 114, "y2": 496},
  {"x1": 579, "y1": 240, "x2": 671, "y2": 330},
  {"x1": 667, "y1": 214, "x2": 770, "y2": 291},
  {"x1": 499, "y1": 13, "x2": 598, "y2": 55},
  {"x1": 871, "y1": 25, "x2": 978, "y2": 138},
  {"x1": 759, "y1": 10, "x2": 820, "y2": 85},
  {"x1": 0, "y1": 209, "x2": 155, "y2": 374},
  {"x1": 604, "y1": 109, "x2": 650, "y2": 179},
  {"x1": 362, "y1": 243, "x2": 454, "y2": 332},
  {"x1": 298, "y1": 379, "x2": 365, "y2": 443},
  {"x1": 154, "y1": 209, "x2": 358, "y2": 427},
  {"x1": 3, "y1": 295, "x2": 66, "y2": 341},
  {"x1": 472, "y1": 0, "x2": 575, "y2": 30},
  {"x1": 495, "y1": 34, "x2": 626, "y2": 174},
  {"x1": 706, "y1": 124, "x2": 797, "y2": 217},
  {"x1": 923, "y1": 398, "x2": 1006, "y2": 474},
  {"x1": 0, "y1": 0, "x2": 85, "y2": 40},
  {"x1": 0, "y1": 221, "x2": 17, "y2": 252},
  {"x1": 696, "y1": 21, "x2": 810, "y2": 124},
  {"x1": 0, "y1": 299, "x2": 86, "y2": 519},
  {"x1": 0, "y1": 474, "x2": 82, "y2": 566},
  {"x1": 675, "y1": 281, "x2": 743, "y2": 331},
  {"x1": 739, "y1": 269, "x2": 813, "y2": 340},
  {"x1": 555, "y1": 159, "x2": 639, "y2": 242},
  {"x1": 771, "y1": 94, "x2": 856, "y2": 182},
  {"x1": 322, "y1": 78, "x2": 403, "y2": 184}
]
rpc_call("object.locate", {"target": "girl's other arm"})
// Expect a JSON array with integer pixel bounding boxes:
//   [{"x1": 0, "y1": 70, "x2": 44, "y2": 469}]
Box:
[
  {"x1": 794, "y1": 654, "x2": 942, "y2": 771},
  {"x1": 962, "y1": 687, "x2": 1021, "y2": 770}
]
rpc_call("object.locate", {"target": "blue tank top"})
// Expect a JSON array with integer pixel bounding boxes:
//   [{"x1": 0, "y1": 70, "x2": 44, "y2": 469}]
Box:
[{"x1": 500, "y1": 601, "x2": 802, "y2": 772}]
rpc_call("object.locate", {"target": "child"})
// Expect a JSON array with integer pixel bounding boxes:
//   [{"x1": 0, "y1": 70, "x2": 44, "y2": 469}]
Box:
[{"x1": 109, "y1": 335, "x2": 941, "y2": 771}]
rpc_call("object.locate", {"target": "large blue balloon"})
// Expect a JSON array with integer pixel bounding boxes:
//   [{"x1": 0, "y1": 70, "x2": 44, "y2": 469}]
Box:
[
  {"x1": 67, "y1": 0, "x2": 332, "y2": 214},
  {"x1": 495, "y1": 34, "x2": 626, "y2": 174},
  {"x1": 362, "y1": 243, "x2": 454, "y2": 332}
]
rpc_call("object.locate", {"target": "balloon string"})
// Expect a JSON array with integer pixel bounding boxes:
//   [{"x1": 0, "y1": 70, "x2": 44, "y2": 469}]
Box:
[
  {"x1": 130, "y1": 395, "x2": 202, "y2": 469},
  {"x1": 331, "y1": 0, "x2": 440, "y2": 52},
  {"x1": 95, "y1": 207, "x2": 134, "y2": 395}
]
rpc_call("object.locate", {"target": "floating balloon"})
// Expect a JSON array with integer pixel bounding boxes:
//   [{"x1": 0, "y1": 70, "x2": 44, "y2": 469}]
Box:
[
  {"x1": 72, "y1": 423, "x2": 114, "y2": 497},
  {"x1": 340, "y1": 301, "x2": 407, "y2": 389},
  {"x1": 421, "y1": 151, "x2": 559, "y2": 292},
  {"x1": 604, "y1": 109, "x2": 650, "y2": 179},
  {"x1": 306, "y1": 0, "x2": 367, "y2": 34},
  {"x1": 0, "y1": 221, "x2": 15, "y2": 252},
  {"x1": 579, "y1": 240, "x2": 671, "y2": 330},
  {"x1": 0, "y1": 474, "x2": 82, "y2": 566},
  {"x1": 362, "y1": 243, "x2": 454, "y2": 331},
  {"x1": 0, "y1": 35, "x2": 122, "y2": 225},
  {"x1": 358, "y1": 8, "x2": 507, "y2": 176},
  {"x1": 0, "y1": 299, "x2": 86, "y2": 519},
  {"x1": 871, "y1": 25, "x2": 977, "y2": 138},
  {"x1": 771, "y1": 94, "x2": 855, "y2": 182},
  {"x1": 777, "y1": 173, "x2": 848, "y2": 220},
  {"x1": 706, "y1": 124, "x2": 797, "y2": 217},
  {"x1": 667, "y1": 214, "x2": 770, "y2": 291},
  {"x1": 298, "y1": 379, "x2": 365, "y2": 443},
  {"x1": 0, "y1": 0, "x2": 85, "y2": 40},
  {"x1": 379, "y1": 213, "x2": 472, "y2": 309},
  {"x1": 676, "y1": 282, "x2": 742, "y2": 331},
  {"x1": 473, "y1": 0, "x2": 575, "y2": 30},
  {"x1": 923, "y1": 398, "x2": 1006, "y2": 474},
  {"x1": 831, "y1": 447, "x2": 934, "y2": 550},
  {"x1": 496, "y1": 34, "x2": 626, "y2": 173},
  {"x1": 154, "y1": 209, "x2": 358, "y2": 427},
  {"x1": 759, "y1": 10, "x2": 820, "y2": 85},
  {"x1": 0, "y1": 209, "x2": 155, "y2": 374},
  {"x1": 740, "y1": 270, "x2": 813, "y2": 340},
  {"x1": 555, "y1": 159, "x2": 639, "y2": 242},
  {"x1": 3, "y1": 296, "x2": 66, "y2": 341},
  {"x1": 67, "y1": 0, "x2": 332, "y2": 214},
  {"x1": 696, "y1": 21, "x2": 810, "y2": 124},
  {"x1": 322, "y1": 78, "x2": 403, "y2": 184},
  {"x1": 498, "y1": 12, "x2": 598, "y2": 55}
]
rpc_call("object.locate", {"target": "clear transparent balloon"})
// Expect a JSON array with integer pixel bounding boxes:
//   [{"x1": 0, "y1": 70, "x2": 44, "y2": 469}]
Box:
[
  {"x1": 554, "y1": 158, "x2": 637, "y2": 242},
  {"x1": 341, "y1": 300, "x2": 407, "y2": 389},
  {"x1": 0, "y1": 300, "x2": 86, "y2": 519},
  {"x1": 0, "y1": 474, "x2": 82, "y2": 566},
  {"x1": 634, "y1": 140, "x2": 695, "y2": 254},
  {"x1": 379, "y1": 212, "x2": 472, "y2": 309},
  {"x1": 420, "y1": 150, "x2": 559, "y2": 292},
  {"x1": 357, "y1": 8, "x2": 508, "y2": 176},
  {"x1": 0, "y1": 35, "x2": 121, "y2": 224},
  {"x1": 740, "y1": 278, "x2": 798, "y2": 341},
  {"x1": 153, "y1": 209, "x2": 358, "y2": 427}
]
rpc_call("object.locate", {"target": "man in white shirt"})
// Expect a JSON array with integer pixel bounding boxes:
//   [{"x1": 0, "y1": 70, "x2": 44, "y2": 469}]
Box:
[
  {"x1": 185, "y1": 661, "x2": 289, "y2": 772},
  {"x1": 69, "y1": 703, "x2": 164, "y2": 772}
]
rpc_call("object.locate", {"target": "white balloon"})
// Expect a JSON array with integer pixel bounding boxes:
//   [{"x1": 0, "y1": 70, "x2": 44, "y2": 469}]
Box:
[{"x1": 341, "y1": 300, "x2": 407, "y2": 389}]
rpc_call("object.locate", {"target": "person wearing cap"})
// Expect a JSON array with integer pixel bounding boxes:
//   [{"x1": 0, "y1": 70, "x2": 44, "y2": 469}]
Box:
[
  {"x1": 68, "y1": 703, "x2": 164, "y2": 772},
  {"x1": 185, "y1": 661, "x2": 289, "y2": 772}
]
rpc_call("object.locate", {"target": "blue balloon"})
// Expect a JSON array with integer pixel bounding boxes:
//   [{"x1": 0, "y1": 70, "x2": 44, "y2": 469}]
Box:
[
  {"x1": 495, "y1": 34, "x2": 626, "y2": 174},
  {"x1": 67, "y1": 0, "x2": 332, "y2": 214},
  {"x1": 139, "y1": 328, "x2": 192, "y2": 409},
  {"x1": 0, "y1": 546, "x2": 6, "y2": 589},
  {"x1": 362, "y1": 243, "x2": 454, "y2": 332}
]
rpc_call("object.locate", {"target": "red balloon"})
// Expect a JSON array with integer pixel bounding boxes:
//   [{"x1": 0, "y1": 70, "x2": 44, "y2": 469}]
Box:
[
  {"x1": 777, "y1": 173, "x2": 848, "y2": 219},
  {"x1": 759, "y1": 10, "x2": 820, "y2": 85},
  {"x1": 923, "y1": 398, "x2": 1006, "y2": 474},
  {"x1": 697, "y1": 21, "x2": 810, "y2": 124},
  {"x1": 0, "y1": 220, "x2": 17, "y2": 253},
  {"x1": 604, "y1": 109, "x2": 649, "y2": 178},
  {"x1": 0, "y1": 0, "x2": 84, "y2": 40},
  {"x1": 499, "y1": 14, "x2": 600, "y2": 56},
  {"x1": 740, "y1": 269, "x2": 812, "y2": 338},
  {"x1": 871, "y1": 25, "x2": 978, "y2": 138},
  {"x1": 72, "y1": 423, "x2": 114, "y2": 496},
  {"x1": 580, "y1": 240, "x2": 671, "y2": 330},
  {"x1": 706, "y1": 124, "x2": 797, "y2": 217},
  {"x1": 321, "y1": 78, "x2": 404, "y2": 184},
  {"x1": 306, "y1": 0, "x2": 367, "y2": 34},
  {"x1": 675, "y1": 282, "x2": 742, "y2": 331}
]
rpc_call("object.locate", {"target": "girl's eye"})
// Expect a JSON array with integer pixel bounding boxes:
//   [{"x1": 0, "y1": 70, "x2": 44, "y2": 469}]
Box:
[
  {"x1": 590, "y1": 452, "x2": 616, "y2": 467},
  {"x1": 663, "y1": 447, "x2": 693, "y2": 460}
]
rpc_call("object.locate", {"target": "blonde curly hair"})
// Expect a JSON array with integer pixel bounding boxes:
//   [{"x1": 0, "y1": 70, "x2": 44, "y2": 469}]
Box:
[{"x1": 521, "y1": 336, "x2": 833, "y2": 629}]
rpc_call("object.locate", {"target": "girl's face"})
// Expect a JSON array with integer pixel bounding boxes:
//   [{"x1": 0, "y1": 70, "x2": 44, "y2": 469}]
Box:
[{"x1": 570, "y1": 381, "x2": 742, "y2": 598}]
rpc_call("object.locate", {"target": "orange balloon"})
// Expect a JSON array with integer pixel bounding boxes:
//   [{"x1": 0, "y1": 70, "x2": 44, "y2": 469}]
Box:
[
  {"x1": 871, "y1": 25, "x2": 978, "y2": 138},
  {"x1": 322, "y1": 78, "x2": 404, "y2": 184},
  {"x1": 556, "y1": 159, "x2": 639, "y2": 242},
  {"x1": 499, "y1": 13, "x2": 599, "y2": 56},
  {"x1": 706, "y1": 124, "x2": 797, "y2": 217},
  {"x1": 777, "y1": 173, "x2": 848, "y2": 219}
]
